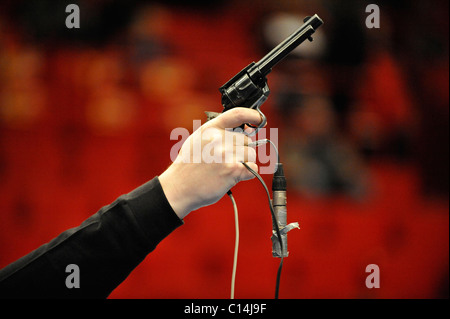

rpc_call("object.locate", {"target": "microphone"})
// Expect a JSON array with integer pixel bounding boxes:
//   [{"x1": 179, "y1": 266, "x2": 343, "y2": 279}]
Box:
[{"x1": 271, "y1": 163, "x2": 299, "y2": 258}]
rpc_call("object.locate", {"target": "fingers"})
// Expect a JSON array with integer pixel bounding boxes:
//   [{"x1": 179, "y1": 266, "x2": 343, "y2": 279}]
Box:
[
  {"x1": 233, "y1": 145, "x2": 256, "y2": 163},
  {"x1": 213, "y1": 108, "x2": 264, "y2": 130},
  {"x1": 237, "y1": 162, "x2": 258, "y2": 182},
  {"x1": 218, "y1": 130, "x2": 253, "y2": 146}
]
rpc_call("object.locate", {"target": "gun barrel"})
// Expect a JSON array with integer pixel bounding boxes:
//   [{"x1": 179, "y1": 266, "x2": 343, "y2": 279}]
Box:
[{"x1": 256, "y1": 14, "x2": 323, "y2": 76}]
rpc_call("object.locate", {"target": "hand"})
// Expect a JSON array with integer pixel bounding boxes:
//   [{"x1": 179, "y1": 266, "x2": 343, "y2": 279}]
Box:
[{"x1": 159, "y1": 108, "x2": 263, "y2": 219}]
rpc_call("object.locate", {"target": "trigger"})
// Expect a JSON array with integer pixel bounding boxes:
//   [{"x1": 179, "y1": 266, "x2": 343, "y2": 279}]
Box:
[{"x1": 244, "y1": 108, "x2": 266, "y2": 136}]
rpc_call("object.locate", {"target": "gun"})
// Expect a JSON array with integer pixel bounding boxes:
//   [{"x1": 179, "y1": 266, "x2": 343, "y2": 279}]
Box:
[
  {"x1": 205, "y1": 15, "x2": 323, "y2": 298},
  {"x1": 206, "y1": 14, "x2": 323, "y2": 134}
]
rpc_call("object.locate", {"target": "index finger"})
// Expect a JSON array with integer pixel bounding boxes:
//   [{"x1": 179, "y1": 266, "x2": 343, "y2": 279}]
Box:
[{"x1": 212, "y1": 108, "x2": 264, "y2": 130}]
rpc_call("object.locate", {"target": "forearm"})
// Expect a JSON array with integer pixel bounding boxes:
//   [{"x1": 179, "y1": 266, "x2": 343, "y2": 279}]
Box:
[
  {"x1": 0, "y1": 177, "x2": 183, "y2": 299},
  {"x1": 0, "y1": 108, "x2": 262, "y2": 299}
]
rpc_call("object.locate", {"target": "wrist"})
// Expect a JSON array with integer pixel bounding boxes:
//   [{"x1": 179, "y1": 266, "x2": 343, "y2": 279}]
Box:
[{"x1": 159, "y1": 165, "x2": 193, "y2": 220}]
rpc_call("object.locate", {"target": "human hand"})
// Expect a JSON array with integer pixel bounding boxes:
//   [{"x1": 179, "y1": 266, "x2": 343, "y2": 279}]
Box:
[{"x1": 159, "y1": 108, "x2": 263, "y2": 219}]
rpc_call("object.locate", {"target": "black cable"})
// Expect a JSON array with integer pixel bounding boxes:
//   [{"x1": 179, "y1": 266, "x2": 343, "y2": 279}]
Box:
[{"x1": 242, "y1": 162, "x2": 284, "y2": 299}]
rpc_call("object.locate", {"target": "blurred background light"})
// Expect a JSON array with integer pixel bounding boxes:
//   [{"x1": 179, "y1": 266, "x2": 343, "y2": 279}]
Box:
[{"x1": 0, "y1": 0, "x2": 448, "y2": 299}]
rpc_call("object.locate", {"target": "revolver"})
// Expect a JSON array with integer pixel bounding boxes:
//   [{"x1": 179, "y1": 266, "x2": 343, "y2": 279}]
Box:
[{"x1": 206, "y1": 14, "x2": 323, "y2": 134}]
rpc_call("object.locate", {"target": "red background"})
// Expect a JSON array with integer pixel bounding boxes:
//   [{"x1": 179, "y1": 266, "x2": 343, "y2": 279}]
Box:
[{"x1": 0, "y1": 1, "x2": 448, "y2": 298}]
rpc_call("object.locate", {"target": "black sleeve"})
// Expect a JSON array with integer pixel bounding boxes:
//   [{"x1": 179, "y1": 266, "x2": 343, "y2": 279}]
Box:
[{"x1": 0, "y1": 177, "x2": 183, "y2": 299}]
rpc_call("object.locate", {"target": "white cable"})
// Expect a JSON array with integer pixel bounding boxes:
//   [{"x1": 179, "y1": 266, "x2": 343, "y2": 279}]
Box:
[
  {"x1": 228, "y1": 191, "x2": 239, "y2": 299},
  {"x1": 227, "y1": 138, "x2": 278, "y2": 299},
  {"x1": 248, "y1": 139, "x2": 280, "y2": 168}
]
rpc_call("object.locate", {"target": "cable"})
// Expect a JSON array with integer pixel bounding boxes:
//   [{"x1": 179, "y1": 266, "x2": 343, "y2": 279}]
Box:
[
  {"x1": 248, "y1": 139, "x2": 280, "y2": 172},
  {"x1": 227, "y1": 190, "x2": 239, "y2": 299},
  {"x1": 267, "y1": 139, "x2": 280, "y2": 165},
  {"x1": 228, "y1": 139, "x2": 284, "y2": 298},
  {"x1": 241, "y1": 162, "x2": 284, "y2": 299}
]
